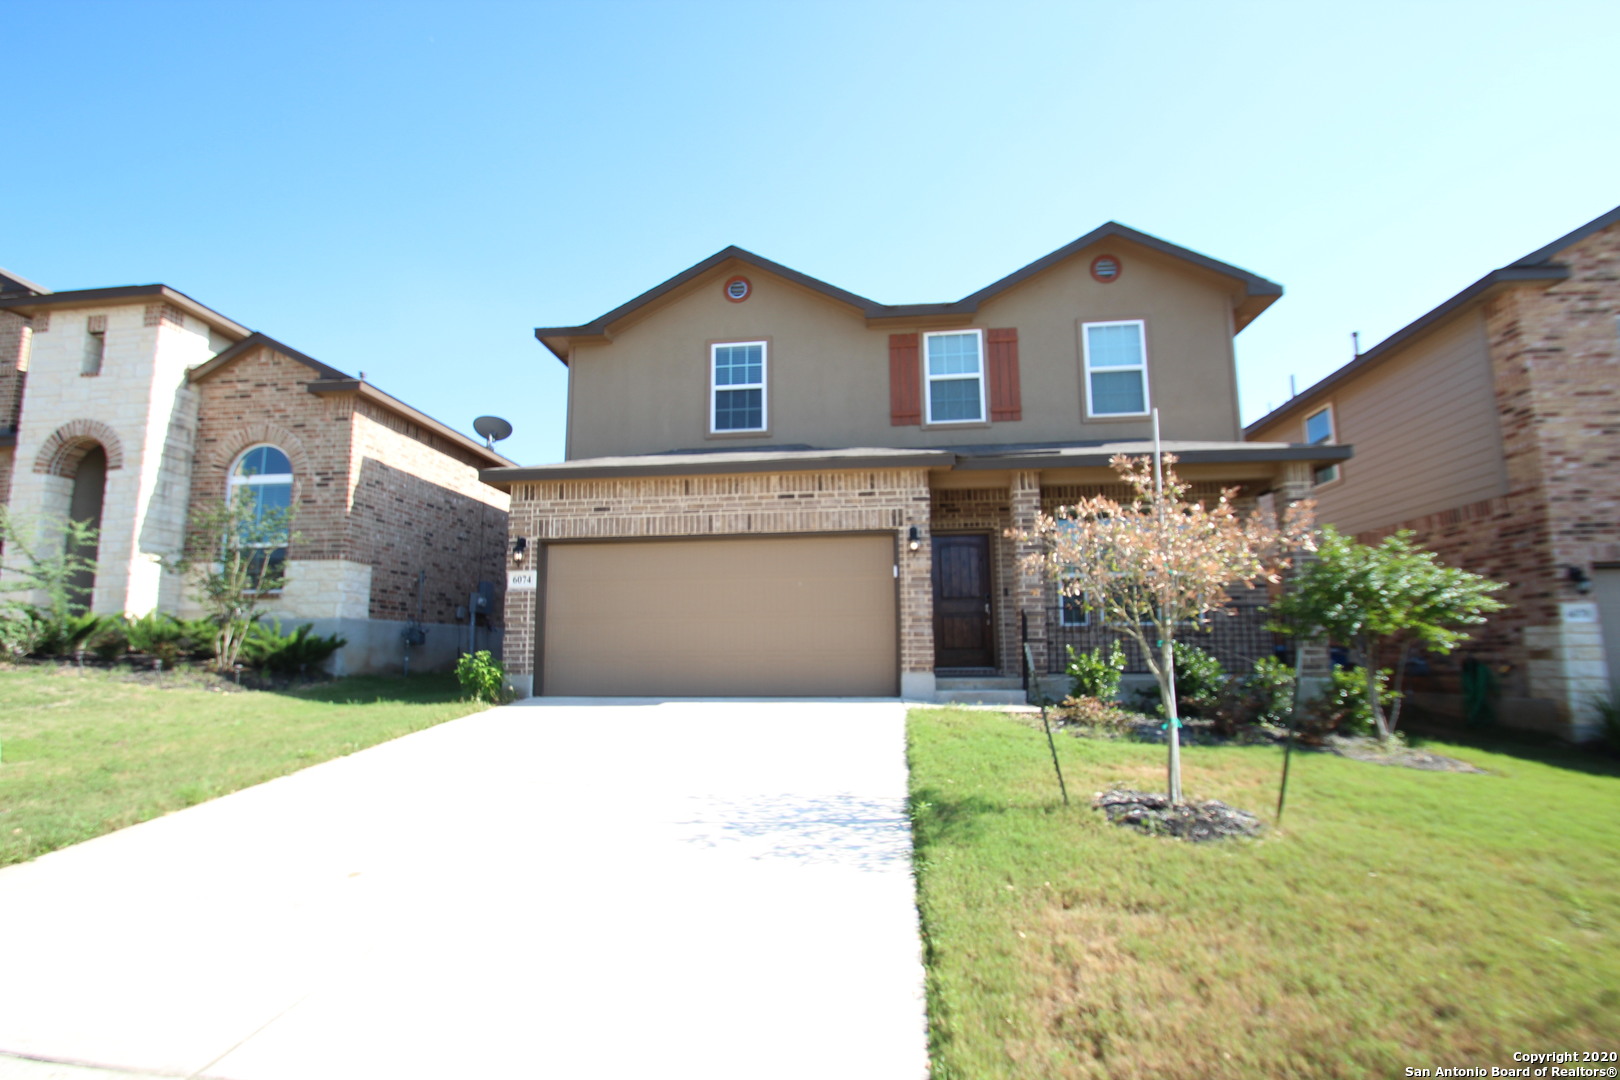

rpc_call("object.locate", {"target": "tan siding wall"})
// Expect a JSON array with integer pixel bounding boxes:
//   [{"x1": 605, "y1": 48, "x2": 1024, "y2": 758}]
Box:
[
  {"x1": 1252, "y1": 309, "x2": 1505, "y2": 535},
  {"x1": 566, "y1": 237, "x2": 1249, "y2": 458}
]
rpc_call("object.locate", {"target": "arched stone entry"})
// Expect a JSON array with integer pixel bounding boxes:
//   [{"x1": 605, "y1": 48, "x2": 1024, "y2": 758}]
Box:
[
  {"x1": 66, "y1": 445, "x2": 107, "y2": 611},
  {"x1": 33, "y1": 419, "x2": 125, "y2": 477}
]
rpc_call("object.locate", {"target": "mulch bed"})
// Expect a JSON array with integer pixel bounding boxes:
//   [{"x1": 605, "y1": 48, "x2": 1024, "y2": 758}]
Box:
[{"x1": 1092, "y1": 788, "x2": 1265, "y2": 842}]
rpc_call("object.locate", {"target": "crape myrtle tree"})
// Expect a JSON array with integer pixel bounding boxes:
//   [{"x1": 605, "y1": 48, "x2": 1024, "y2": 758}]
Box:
[
  {"x1": 167, "y1": 490, "x2": 297, "y2": 673},
  {"x1": 1015, "y1": 453, "x2": 1314, "y2": 803},
  {"x1": 1268, "y1": 526, "x2": 1506, "y2": 743}
]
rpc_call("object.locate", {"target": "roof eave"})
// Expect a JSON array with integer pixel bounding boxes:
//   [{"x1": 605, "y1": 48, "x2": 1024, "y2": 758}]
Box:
[
  {"x1": 0, "y1": 284, "x2": 249, "y2": 338},
  {"x1": 481, "y1": 449, "x2": 955, "y2": 488},
  {"x1": 305, "y1": 380, "x2": 516, "y2": 467},
  {"x1": 1244, "y1": 264, "x2": 1568, "y2": 436}
]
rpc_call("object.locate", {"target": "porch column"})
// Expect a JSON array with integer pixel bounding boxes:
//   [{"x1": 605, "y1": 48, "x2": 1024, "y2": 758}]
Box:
[
  {"x1": 1276, "y1": 462, "x2": 1330, "y2": 684},
  {"x1": 1011, "y1": 470, "x2": 1048, "y2": 682}
]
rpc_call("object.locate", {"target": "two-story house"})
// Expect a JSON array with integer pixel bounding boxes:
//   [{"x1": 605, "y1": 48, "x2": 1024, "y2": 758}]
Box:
[
  {"x1": 1247, "y1": 204, "x2": 1620, "y2": 741},
  {"x1": 484, "y1": 224, "x2": 1349, "y2": 700},
  {"x1": 0, "y1": 270, "x2": 512, "y2": 674}
]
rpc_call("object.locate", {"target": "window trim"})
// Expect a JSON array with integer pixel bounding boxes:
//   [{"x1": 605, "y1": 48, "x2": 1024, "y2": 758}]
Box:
[
  {"x1": 708, "y1": 340, "x2": 769, "y2": 435},
  {"x1": 227, "y1": 444, "x2": 294, "y2": 591},
  {"x1": 923, "y1": 328, "x2": 987, "y2": 426},
  {"x1": 1081, "y1": 318, "x2": 1151, "y2": 419},
  {"x1": 1304, "y1": 403, "x2": 1341, "y2": 487}
]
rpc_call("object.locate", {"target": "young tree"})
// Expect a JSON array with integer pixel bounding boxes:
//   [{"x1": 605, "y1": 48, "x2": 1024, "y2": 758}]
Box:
[
  {"x1": 168, "y1": 490, "x2": 296, "y2": 672},
  {"x1": 1268, "y1": 526, "x2": 1505, "y2": 743},
  {"x1": 1016, "y1": 454, "x2": 1314, "y2": 802},
  {"x1": 0, "y1": 506, "x2": 100, "y2": 623}
]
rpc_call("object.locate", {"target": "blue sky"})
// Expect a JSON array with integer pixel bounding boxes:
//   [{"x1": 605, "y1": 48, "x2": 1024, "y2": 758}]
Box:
[{"x1": 5, "y1": 0, "x2": 1616, "y2": 465}]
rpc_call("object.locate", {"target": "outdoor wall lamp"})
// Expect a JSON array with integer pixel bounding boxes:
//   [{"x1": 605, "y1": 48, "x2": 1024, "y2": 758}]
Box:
[
  {"x1": 1566, "y1": 565, "x2": 1591, "y2": 594},
  {"x1": 908, "y1": 526, "x2": 920, "y2": 552},
  {"x1": 512, "y1": 536, "x2": 528, "y2": 563}
]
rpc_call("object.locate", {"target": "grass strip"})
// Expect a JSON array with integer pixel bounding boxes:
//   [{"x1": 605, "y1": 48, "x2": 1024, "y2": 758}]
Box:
[{"x1": 909, "y1": 707, "x2": 1620, "y2": 1080}]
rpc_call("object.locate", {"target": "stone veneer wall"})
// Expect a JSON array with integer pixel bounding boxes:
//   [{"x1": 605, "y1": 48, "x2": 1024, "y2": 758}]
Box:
[
  {"x1": 7, "y1": 302, "x2": 213, "y2": 614},
  {"x1": 502, "y1": 468, "x2": 934, "y2": 695}
]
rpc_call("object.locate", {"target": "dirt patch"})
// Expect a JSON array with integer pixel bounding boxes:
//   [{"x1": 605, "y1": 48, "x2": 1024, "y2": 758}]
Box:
[
  {"x1": 1093, "y1": 788, "x2": 1265, "y2": 842},
  {"x1": 1320, "y1": 734, "x2": 1485, "y2": 773}
]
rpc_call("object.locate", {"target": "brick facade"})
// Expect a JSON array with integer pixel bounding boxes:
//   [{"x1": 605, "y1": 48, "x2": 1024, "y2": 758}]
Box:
[
  {"x1": 1258, "y1": 215, "x2": 1620, "y2": 739},
  {"x1": 188, "y1": 343, "x2": 510, "y2": 661},
  {"x1": 0, "y1": 284, "x2": 509, "y2": 676},
  {"x1": 502, "y1": 468, "x2": 934, "y2": 688}
]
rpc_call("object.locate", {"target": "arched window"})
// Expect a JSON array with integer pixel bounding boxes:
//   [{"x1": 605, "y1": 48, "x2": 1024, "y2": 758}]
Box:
[{"x1": 228, "y1": 445, "x2": 293, "y2": 577}]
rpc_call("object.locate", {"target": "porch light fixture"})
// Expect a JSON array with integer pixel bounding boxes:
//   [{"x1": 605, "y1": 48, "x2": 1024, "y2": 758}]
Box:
[
  {"x1": 908, "y1": 526, "x2": 920, "y2": 552},
  {"x1": 513, "y1": 536, "x2": 528, "y2": 563},
  {"x1": 1566, "y1": 565, "x2": 1591, "y2": 594}
]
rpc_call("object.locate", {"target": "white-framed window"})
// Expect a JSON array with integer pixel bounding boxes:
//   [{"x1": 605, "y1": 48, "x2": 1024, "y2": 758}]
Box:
[
  {"x1": 1082, "y1": 319, "x2": 1150, "y2": 418},
  {"x1": 228, "y1": 444, "x2": 293, "y2": 579},
  {"x1": 1304, "y1": 404, "x2": 1339, "y2": 486},
  {"x1": 924, "y1": 329, "x2": 986, "y2": 424},
  {"x1": 1058, "y1": 583, "x2": 1089, "y2": 627},
  {"x1": 710, "y1": 341, "x2": 767, "y2": 433}
]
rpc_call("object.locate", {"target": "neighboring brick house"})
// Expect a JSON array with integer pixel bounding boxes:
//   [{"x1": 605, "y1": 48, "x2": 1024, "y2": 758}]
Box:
[
  {"x1": 483, "y1": 224, "x2": 1348, "y2": 701},
  {"x1": 1246, "y1": 204, "x2": 1620, "y2": 741},
  {"x1": 0, "y1": 273, "x2": 512, "y2": 674}
]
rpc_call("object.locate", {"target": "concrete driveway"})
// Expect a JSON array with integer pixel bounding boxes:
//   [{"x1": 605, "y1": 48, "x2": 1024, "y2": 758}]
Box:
[{"x1": 0, "y1": 699, "x2": 927, "y2": 1080}]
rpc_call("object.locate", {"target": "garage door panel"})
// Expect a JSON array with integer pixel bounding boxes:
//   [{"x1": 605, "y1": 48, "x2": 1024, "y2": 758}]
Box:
[{"x1": 543, "y1": 535, "x2": 897, "y2": 697}]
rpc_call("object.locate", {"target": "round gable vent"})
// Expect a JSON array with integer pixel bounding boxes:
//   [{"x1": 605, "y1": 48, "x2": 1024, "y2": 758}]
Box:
[
  {"x1": 1090, "y1": 255, "x2": 1122, "y2": 283},
  {"x1": 724, "y1": 276, "x2": 752, "y2": 302}
]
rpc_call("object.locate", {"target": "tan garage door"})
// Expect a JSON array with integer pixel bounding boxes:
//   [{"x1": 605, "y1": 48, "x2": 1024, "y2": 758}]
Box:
[{"x1": 541, "y1": 535, "x2": 898, "y2": 697}]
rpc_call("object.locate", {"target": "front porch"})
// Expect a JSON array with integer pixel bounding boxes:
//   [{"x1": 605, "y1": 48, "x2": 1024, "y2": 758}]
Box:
[{"x1": 923, "y1": 455, "x2": 1317, "y2": 705}]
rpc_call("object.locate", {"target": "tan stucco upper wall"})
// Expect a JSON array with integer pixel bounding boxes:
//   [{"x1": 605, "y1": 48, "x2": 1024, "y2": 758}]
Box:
[
  {"x1": 1249, "y1": 308, "x2": 1506, "y2": 535},
  {"x1": 565, "y1": 238, "x2": 1249, "y2": 459}
]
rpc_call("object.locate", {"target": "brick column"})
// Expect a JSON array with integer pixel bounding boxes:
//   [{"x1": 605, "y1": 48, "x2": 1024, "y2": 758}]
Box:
[
  {"x1": 501, "y1": 497, "x2": 538, "y2": 697},
  {"x1": 1010, "y1": 470, "x2": 1048, "y2": 682},
  {"x1": 1275, "y1": 463, "x2": 1331, "y2": 683}
]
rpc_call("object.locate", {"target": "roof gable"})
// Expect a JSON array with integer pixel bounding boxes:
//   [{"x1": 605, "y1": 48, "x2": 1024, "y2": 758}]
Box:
[
  {"x1": 1243, "y1": 205, "x2": 1620, "y2": 437},
  {"x1": 535, "y1": 223, "x2": 1284, "y2": 363}
]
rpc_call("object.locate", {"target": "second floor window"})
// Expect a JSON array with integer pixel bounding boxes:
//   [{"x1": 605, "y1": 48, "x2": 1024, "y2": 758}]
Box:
[
  {"x1": 1083, "y1": 320, "x2": 1150, "y2": 417},
  {"x1": 924, "y1": 329, "x2": 985, "y2": 424},
  {"x1": 711, "y1": 341, "x2": 766, "y2": 432},
  {"x1": 1304, "y1": 405, "x2": 1339, "y2": 485}
]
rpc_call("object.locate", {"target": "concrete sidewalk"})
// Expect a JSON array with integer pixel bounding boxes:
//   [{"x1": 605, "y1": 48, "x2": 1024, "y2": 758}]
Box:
[{"x1": 0, "y1": 699, "x2": 928, "y2": 1079}]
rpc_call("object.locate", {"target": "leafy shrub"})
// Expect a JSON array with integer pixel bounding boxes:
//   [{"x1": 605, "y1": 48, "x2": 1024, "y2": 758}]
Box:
[
  {"x1": 239, "y1": 620, "x2": 346, "y2": 675},
  {"x1": 455, "y1": 650, "x2": 508, "y2": 703},
  {"x1": 1136, "y1": 641, "x2": 1227, "y2": 719},
  {"x1": 87, "y1": 617, "x2": 129, "y2": 662},
  {"x1": 124, "y1": 611, "x2": 195, "y2": 666},
  {"x1": 1210, "y1": 655, "x2": 1298, "y2": 734},
  {"x1": 0, "y1": 610, "x2": 44, "y2": 659},
  {"x1": 1302, "y1": 666, "x2": 1400, "y2": 740},
  {"x1": 1593, "y1": 692, "x2": 1620, "y2": 749},
  {"x1": 1058, "y1": 695, "x2": 1140, "y2": 735},
  {"x1": 1065, "y1": 641, "x2": 1127, "y2": 701},
  {"x1": 29, "y1": 612, "x2": 107, "y2": 658}
]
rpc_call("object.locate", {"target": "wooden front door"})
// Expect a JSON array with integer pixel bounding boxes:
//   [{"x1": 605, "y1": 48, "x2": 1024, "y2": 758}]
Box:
[{"x1": 933, "y1": 534, "x2": 995, "y2": 669}]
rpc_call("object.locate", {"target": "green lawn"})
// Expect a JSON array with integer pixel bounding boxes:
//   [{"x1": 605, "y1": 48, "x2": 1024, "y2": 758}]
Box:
[
  {"x1": 909, "y1": 708, "x2": 1620, "y2": 1080},
  {"x1": 0, "y1": 663, "x2": 487, "y2": 867}
]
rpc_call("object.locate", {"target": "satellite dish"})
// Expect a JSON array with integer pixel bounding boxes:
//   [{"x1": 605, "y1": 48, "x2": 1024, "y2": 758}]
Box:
[{"x1": 473, "y1": 415, "x2": 513, "y2": 448}]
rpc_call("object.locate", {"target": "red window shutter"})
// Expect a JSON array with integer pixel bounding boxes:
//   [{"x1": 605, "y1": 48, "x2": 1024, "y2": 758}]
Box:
[
  {"x1": 889, "y1": 333, "x2": 921, "y2": 426},
  {"x1": 987, "y1": 328, "x2": 1021, "y2": 422}
]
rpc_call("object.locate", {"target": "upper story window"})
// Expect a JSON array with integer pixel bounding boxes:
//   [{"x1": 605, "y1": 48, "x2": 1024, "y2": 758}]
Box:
[
  {"x1": 711, "y1": 341, "x2": 767, "y2": 433},
  {"x1": 924, "y1": 329, "x2": 986, "y2": 424},
  {"x1": 229, "y1": 445, "x2": 293, "y2": 578},
  {"x1": 1082, "y1": 320, "x2": 1150, "y2": 418},
  {"x1": 1304, "y1": 405, "x2": 1339, "y2": 486}
]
